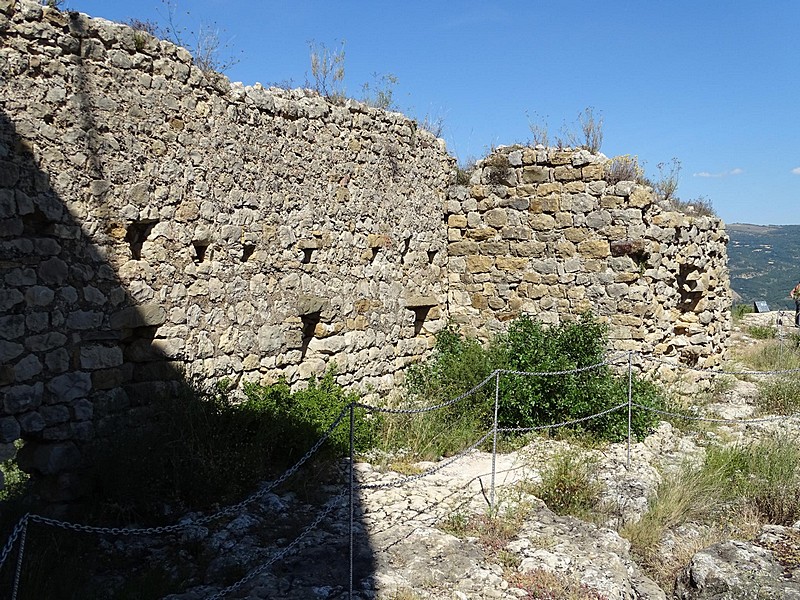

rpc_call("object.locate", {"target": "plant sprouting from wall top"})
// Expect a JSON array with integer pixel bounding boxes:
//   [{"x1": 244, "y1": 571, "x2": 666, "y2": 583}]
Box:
[{"x1": 308, "y1": 40, "x2": 347, "y2": 103}]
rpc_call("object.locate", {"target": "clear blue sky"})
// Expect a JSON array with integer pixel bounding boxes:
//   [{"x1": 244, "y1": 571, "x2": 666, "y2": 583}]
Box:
[{"x1": 71, "y1": 0, "x2": 800, "y2": 226}]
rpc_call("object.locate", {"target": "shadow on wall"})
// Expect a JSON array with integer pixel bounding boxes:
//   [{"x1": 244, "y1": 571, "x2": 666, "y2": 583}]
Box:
[{"x1": 0, "y1": 103, "x2": 375, "y2": 597}]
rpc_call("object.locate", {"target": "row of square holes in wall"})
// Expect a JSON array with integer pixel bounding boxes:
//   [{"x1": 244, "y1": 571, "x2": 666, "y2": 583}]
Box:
[{"x1": 125, "y1": 221, "x2": 436, "y2": 265}]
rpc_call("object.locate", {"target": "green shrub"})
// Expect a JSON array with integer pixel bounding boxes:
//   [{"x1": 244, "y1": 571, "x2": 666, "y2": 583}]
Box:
[
  {"x1": 498, "y1": 314, "x2": 662, "y2": 441},
  {"x1": 532, "y1": 449, "x2": 603, "y2": 518},
  {"x1": 732, "y1": 303, "x2": 754, "y2": 321},
  {"x1": 388, "y1": 314, "x2": 663, "y2": 457},
  {"x1": 747, "y1": 324, "x2": 776, "y2": 339},
  {"x1": 757, "y1": 376, "x2": 800, "y2": 415}
]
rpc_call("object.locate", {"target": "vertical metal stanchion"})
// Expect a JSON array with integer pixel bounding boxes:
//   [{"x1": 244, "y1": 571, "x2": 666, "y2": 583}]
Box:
[
  {"x1": 490, "y1": 370, "x2": 500, "y2": 515},
  {"x1": 627, "y1": 351, "x2": 633, "y2": 470},
  {"x1": 348, "y1": 404, "x2": 355, "y2": 600},
  {"x1": 11, "y1": 518, "x2": 27, "y2": 600}
]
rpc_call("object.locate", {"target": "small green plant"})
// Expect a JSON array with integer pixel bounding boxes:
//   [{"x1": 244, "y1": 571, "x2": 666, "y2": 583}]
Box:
[
  {"x1": 654, "y1": 158, "x2": 681, "y2": 203},
  {"x1": 485, "y1": 152, "x2": 511, "y2": 185},
  {"x1": 527, "y1": 111, "x2": 550, "y2": 147},
  {"x1": 669, "y1": 195, "x2": 716, "y2": 217},
  {"x1": 732, "y1": 303, "x2": 755, "y2": 321},
  {"x1": 505, "y1": 568, "x2": 608, "y2": 599},
  {"x1": 531, "y1": 450, "x2": 603, "y2": 518},
  {"x1": 455, "y1": 156, "x2": 476, "y2": 185},
  {"x1": 568, "y1": 106, "x2": 603, "y2": 153},
  {"x1": 158, "y1": 0, "x2": 241, "y2": 73},
  {"x1": 0, "y1": 441, "x2": 29, "y2": 502},
  {"x1": 747, "y1": 324, "x2": 777, "y2": 339}
]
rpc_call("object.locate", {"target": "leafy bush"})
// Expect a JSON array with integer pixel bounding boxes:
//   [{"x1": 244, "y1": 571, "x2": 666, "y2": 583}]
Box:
[
  {"x1": 604, "y1": 155, "x2": 646, "y2": 185},
  {"x1": 389, "y1": 314, "x2": 663, "y2": 457},
  {"x1": 668, "y1": 196, "x2": 716, "y2": 217},
  {"x1": 498, "y1": 314, "x2": 662, "y2": 441},
  {"x1": 732, "y1": 303, "x2": 754, "y2": 321},
  {"x1": 89, "y1": 371, "x2": 377, "y2": 520}
]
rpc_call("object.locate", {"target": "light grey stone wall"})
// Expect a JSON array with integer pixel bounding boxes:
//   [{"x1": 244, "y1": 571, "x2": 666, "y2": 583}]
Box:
[
  {"x1": 0, "y1": 1, "x2": 731, "y2": 498},
  {"x1": 0, "y1": 0, "x2": 451, "y2": 499},
  {"x1": 446, "y1": 146, "x2": 731, "y2": 376}
]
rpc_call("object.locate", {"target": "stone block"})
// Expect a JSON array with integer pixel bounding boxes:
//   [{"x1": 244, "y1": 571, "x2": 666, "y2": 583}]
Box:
[
  {"x1": 0, "y1": 340, "x2": 24, "y2": 363},
  {"x1": 500, "y1": 226, "x2": 530, "y2": 240},
  {"x1": 447, "y1": 214, "x2": 467, "y2": 228},
  {"x1": 554, "y1": 165, "x2": 581, "y2": 181},
  {"x1": 40, "y1": 404, "x2": 70, "y2": 425},
  {"x1": 578, "y1": 240, "x2": 611, "y2": 258},
  {"x1": 13, "y1": 353, "x2": 42, "y2": 382},
  {"x1": 495, "y1": 257, "x2": 529, "y2": 271},
  {"x1": 38, "y1": 257, "x2": 68, "y2": 285},
  {"x1": 521, "y1": 166, "x2": 549, "y2": 184},
  {"x1": 448, "y1": 241, "x2": 479, "y2": 256},
  {"x1": 80, "y1": 345, "x2": 124, "y2": 369},
  {"x1": 47, "y1": 372, "x2": 91, "y2": 403},
  {"x1": 0, "y1": 289, "x2": 24, "y2": 311},
  {"x1": 18, "y1": 411, "x2": 45, "y2": 434},
  {"x1": 24, "y1": 286, "x2": 55, "y2": 307},
  {"x1": 467, "y1": 227, "x2": 498, "y2": 241},
  {"x1": 0, "y1": 416, "x2": 20, "y2": 443},
  {"x1": 466, "y1": 255, "x2": 493, "y2": 273},
  {"x1": 4, "y1": 383, "x2": 43, "y2": 414},
  {"x1": 66, "y1": 310, "x2": 103, "y2": 330},
  {"x1": 528, "y1": 214, "x2": 556, "y2": 230},
  {"x1": 110, "y1": 304, "x2": 167, "y2": 329},
  {"x1": 484, "y1": 208, "x2": 508, "y2": 228}
]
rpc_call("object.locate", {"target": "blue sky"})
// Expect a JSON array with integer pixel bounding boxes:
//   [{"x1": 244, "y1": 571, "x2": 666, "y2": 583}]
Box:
[{"x1": 71, "y1": 0, "x2": 799, "y2": 226}]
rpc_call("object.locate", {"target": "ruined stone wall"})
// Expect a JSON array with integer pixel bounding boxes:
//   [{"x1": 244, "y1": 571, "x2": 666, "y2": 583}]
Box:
[
  {"x1": 0, "y1": 0, "x2": 732, "y2": 498},
  {"x1": 446, "y1": 146, "x2": 731, "y2": 375},
  {"x1": 0, "y1": 0, "x2": 451, "y2": 497}
]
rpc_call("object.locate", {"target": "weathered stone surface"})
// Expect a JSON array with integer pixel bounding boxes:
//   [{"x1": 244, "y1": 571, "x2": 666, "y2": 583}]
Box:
[
  {"x1": 674, "y1": 530, "x2": 800, "y2": 599},
  {"x1": 46, "y1": 372, "x2": 92, "y2": 403},
  {"x1": 110, "y1": 304, "x2": 167, "y2": 329}
]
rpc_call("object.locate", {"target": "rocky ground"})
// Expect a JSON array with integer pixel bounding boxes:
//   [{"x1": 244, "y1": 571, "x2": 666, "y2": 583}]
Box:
[{"x1": 75, "y1": 313, "x2": 800, "y2": 599}]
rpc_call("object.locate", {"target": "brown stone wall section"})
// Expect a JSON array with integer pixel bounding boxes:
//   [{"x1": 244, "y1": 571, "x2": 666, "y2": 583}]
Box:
[{"x1": 446, "y1": 145, "x2": 731, "y2": 373}]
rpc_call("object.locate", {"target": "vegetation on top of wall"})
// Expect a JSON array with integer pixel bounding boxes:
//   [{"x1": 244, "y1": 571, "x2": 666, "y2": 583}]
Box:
[{"x1": 527, "y1": 106, "x2": 604, "y2": 152}]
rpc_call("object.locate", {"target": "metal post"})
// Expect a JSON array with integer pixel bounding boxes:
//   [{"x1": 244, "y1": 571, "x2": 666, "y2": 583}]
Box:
[
  {"x1": 627, "y1": 351, "x2": 633, "y2": 470},
  {"x1": 348, "y1": 404, "x2": 355, "y2": 600},
  {"x1": 490, "y1": 371, "x2": 500, "y2": 514},
  {"x1": 11, "y1": 518, "x2": 27, "y2": 600}
]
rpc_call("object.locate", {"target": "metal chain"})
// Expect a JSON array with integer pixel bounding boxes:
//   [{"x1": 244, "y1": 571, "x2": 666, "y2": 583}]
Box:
[
  {"x1": 11, "y1": 518, "x2": 27, "y2": 600},
  {"x1": 206, "y1": 492, "x2": 345, "y2": 600},
  {"x1": 635, "y1": 352, "x2": 800, "y2": 376},
  {"x1": 498, "y1": 354, "x2": 625, "y2": 377},
  {"x1": 360, "y1": 430, "x2": 494, "y2": 491},
  {"x1": 0, "y1": 515, "x2": 30, "y2": 573},
  {"x1": 497, "y1": 402, "x2": 629, "y2": 433},
  {"x1": 355, "y1": 371, "x2": 497, "y2": 415},
  {"x1": 632, "y1": 402, "x2": 800, "y2": 424}
]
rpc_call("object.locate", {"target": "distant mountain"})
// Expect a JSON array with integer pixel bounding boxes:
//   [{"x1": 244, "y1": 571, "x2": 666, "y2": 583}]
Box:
[{"x1": 727, "y1": 223, "x2": 800, "y2": 310}]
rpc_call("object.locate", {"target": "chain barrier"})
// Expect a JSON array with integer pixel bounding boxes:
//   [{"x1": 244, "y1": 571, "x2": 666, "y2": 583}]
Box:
[
  {"x1": 631, "y1": 402, "x2": 800, "y2": 425},
  {"x1": 360, "y1": 430, "x2": 494, "y2": 491},
  {"x1": 635, "y1": 352, "x2": 800, "y2": 376},
  {"x1": 5, "y1": 352, "x2": 800, "y2": 598},
  {"x1": 497, "y1": 354, "x2": 626, "y2": 378},
  {"x1": 0, "y1": 514, "x2": 29, "y2": 576},
  {"x1": 206, "y1": 492, "x2": 346, "y2": 600},
  {"x1": 355, "y1": 371, "x2": 497, "y2": 415},
  {"x1": 497, "y1": 402, "x2": 629, "y2": 434}
]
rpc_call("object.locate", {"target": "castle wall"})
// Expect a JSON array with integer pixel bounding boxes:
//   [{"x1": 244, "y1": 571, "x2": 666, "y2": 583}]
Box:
[
  {"x1": 0, "y1": 0, "x2": 730, "y2": 498},
  {"x1": 446, "y1": 146, "x2": 731, "y2": 375}
]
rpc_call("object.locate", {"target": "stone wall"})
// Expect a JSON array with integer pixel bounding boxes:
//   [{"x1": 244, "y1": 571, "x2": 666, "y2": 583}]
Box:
[
  {"x1": 446, "y1": 146, "x2": 731, "y2": 375},
  {"x1": 0, "y1": 0, "x2": 731, "y2": 499},
  {"x1": 0, "y1": 0, "x2": 451, "y2": 498}
]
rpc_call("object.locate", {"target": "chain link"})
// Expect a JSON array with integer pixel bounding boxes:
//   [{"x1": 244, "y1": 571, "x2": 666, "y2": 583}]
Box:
[
  {"x1": 0, "y1": 514, "x2": 29, "y2": 573},
  {"x1": 360, "y1": 430, "x2": 494, "y2": 491},
  {"x1": 632, "y1": 402, "x2": 800, "y2": 424},
  {"x1": 206, "y1": 492, "x2": 345, "y2": 600},
  {"x1": 497, "y1": 402, "x2": 629, "y2": 433},
  {"x1": 355, "y1": 371, "x2": 497, "y2": 415}
]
